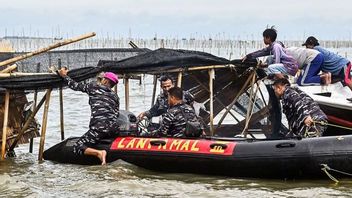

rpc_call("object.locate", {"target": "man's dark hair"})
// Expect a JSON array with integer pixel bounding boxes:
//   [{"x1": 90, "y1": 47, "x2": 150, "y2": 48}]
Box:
[
  {"x1": 302, "y1": 36, "x2": 320, "y2": 46},
  {"x1": 263, "y1": 26, "x2": 277, "y2": 42},
  {"x1": 168, "y1": 87, "x2": 183, "y2": 100},
  {"x1": 160, "y1": 75, "x2": 174, "y2": 83},
  {"x1": 273, "y1": 78, "x2": 290, "y2": 87}
]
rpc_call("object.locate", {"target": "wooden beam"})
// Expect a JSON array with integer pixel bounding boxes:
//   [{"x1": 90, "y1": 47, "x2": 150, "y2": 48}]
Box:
[
  {"x1": 0, "y1": 32, "x2": 96, "y2": 67},
  {"x1": 1, "y1": 90, "x2": 10, "y2": 160},
  {"x1": 38, "y1": 89, "x2": 52, "y2": 161}
]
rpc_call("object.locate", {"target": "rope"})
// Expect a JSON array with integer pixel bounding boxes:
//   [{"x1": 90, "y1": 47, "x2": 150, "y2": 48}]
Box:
[
  {"x1": 304, "y1": 120, "x2": 321, "y2": 138},
  {"x1": 321, "y1": 164, "x2": 352, "y2": 183},
  {"x1": 321, "y1": 164, "x2": 339, "y2": 183},
  {"x1": 314, "y1": 120, "x2": 352, "y2": 131}
]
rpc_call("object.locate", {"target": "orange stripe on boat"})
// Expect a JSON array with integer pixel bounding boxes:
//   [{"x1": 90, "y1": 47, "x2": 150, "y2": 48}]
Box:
[{"x1": 110, "y1": 137, "x2": 236, "y2": 155}]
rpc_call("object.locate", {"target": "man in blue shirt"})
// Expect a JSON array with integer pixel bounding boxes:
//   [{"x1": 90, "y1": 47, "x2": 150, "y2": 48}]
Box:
[{"x1": 303, "y1": 36, "x2": 352, "y2": 91}]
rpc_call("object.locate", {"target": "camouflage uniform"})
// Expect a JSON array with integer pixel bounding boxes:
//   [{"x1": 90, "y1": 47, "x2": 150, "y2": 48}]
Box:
[
  {"x1": 64, "y1": 76, "x2": 120, "y2": 155},
  {"x1": 144, "y1": 91, "x2": 194, "y2": 119},
  {"x1": 282, "y1": 86, "x2": 327, "y2": 137},
  {"x1": 157, "y1": 103, "x2": 199, "y2": 137}
]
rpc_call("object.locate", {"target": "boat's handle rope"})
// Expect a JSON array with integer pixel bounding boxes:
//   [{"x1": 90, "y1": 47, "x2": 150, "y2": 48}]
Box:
[
  {"x1": 313, "y1": 120, "x2": 352, "y2": 131},
  {"x1": 321, "y1": 164, "x2": 352, "y2": 183}
]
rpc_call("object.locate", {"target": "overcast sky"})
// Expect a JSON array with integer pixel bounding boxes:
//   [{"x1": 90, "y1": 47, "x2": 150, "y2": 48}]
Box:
[{"x1": 1, "y1": 0, "x2": 352, "y2": 40}]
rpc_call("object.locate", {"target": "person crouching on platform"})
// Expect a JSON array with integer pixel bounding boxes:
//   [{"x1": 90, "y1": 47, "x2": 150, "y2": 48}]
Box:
[
  {"x1": 58, "y1": 68, "x2": 120, "y2": 165},
  {"x1": 272, "y1": 78, "x2": 327, "y2": 138},
  {"x1": 154, "y1": 87, "x2": 202, "y2": 137}
]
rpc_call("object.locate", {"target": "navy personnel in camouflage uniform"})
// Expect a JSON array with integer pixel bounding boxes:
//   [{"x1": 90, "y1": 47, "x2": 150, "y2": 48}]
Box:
[
  {"x1": 137, "y1": 75, "x2": 194, "y2": 120},
  {"x1": 58, "y1": 68, "x2": 119, "y2": 165},
  {"x1": 156, "y1": 87, "x2": 201, "y2": 137},
  {"x1": 272, "y1": 78, "x2": 327, "y2": 137}
]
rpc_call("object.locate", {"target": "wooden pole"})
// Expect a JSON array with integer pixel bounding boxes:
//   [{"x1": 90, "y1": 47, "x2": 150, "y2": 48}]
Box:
[
  {"x1": 1, "y1": 90, "x2": 10, "y2": 160},
  {"x1": 177, "y1": 72, "x2": 183, "y2": 88},
  {"x1": 151, "y1": 75, "x2": 157, "y2": 107},
  {"x1": 241, "y1": 73, "x2": 258, "y2": 137},
  {"x1": 38, "y1": 89, "x2": 52, "y2": 161},
  {"x1": 124, "y1": 76, "x2": 130, "y2": 111},
  {"x1": 189, "y1": 74, "x2": 240, "y2": 123},
  {"x1": 0, "y1": 72, "x2": 56, "y2": 78},
  {"x1": 114, "y1": 86, "x2": 117, "y2": 93},
  {"x1": 0, "y1": 32, "x2": 96, "y2": 68},
  {"x1": 209, "y1": 69, "x2": 215, "y2": 135},
  {"x1": 29, "y1": 63, "x2": 40, "y2": 153},
  {"x1": 148, "y1": 65, "x2": 235, "y2": 74},
  {"x1": 9, "y1": 91, "x2": 47, "y2": 152},
  {"x1": 58, "y1": 59, "x2": 65, "y2": 141}
]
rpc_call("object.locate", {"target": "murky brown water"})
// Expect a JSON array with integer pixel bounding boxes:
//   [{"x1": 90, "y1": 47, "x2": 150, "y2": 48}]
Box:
[{"x1": 1, "y1": 76, "x2": 352, "y2": 198}]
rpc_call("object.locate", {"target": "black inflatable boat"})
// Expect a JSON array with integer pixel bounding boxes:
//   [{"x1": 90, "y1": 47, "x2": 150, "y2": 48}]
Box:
[{"x1": 44, "y1": 132, "x2": 352, "y2": 179}]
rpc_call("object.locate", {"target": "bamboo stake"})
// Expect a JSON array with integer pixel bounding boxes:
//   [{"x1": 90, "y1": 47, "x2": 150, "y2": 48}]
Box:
[
  {"x1": 189, "y1": 74, "x2": 240, "y2": 123},
  {"x1": 177, "y1": 72, "x2": 183, "y2": 88},
  {"x1": 241, "y1": 73, "x2": 258, "y2": 137},
  {"x1": 0, "y1": 32, "x2": 96, "y2": 67},
  {"x1": 124, "y1": 76, "x2": 130, "y2": 111},
  {"x1": 0, "y1": 72, "x2": 56, "y2": 78},
  {"x1": 9, "y1": 90, "x2": 47, "y2": 152},
  {"x1": 209, "y1": 69, "x2": 215, "y2": 135},
  {"x1": 29, "y1": 90, "x2": 37, "y2": 153},
  {"x1": 58, "y1": 59, "x2": 65, "y2": 141},
  {"x1": 1, "y1": 90, "x2": 10, "y2": 160},
  {"x1": 38, "y1": 89, "x2": 52, "y2": 161},
  {"x1": 217, "y1": 71, "x2": 255, "y2": 126},
  {"x1": 29, "y1": 63, "x2": 40, "y2": 153},
  {"x1": 0, "y1": 64, "x2": 17, "y2": 73},
  {"x1": 114, "y1": 84, "x2": 117, "y2": 93},
  {"x1": 148, "y1": 65, "x2": 233, "y2": 74},
  {"x1": 151, "y1": 75, "x2": 157, "y2": 107}
]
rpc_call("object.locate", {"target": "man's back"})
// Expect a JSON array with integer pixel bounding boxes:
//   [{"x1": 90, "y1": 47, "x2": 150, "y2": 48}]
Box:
[
  {"x1": 158, "y1": 103, "x2": 199, "y2": 137},
  {"x1": 282, "y1": 86, "x2": 327, "y2": 136},
  {"x1": 314, "y1": 46, "x2": 349, "y2": 76},
  {"x1": 65, "y1": 76, "x2": 120, "y2": 125},
  {"x1": 285, "y1": 47, "x2": 320, "y2": 68}
]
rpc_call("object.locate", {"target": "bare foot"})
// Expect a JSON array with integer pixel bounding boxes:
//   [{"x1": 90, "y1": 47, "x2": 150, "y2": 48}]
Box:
[{"x1": 97, "y1": 150, "x2": 107, "y2": 165}]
